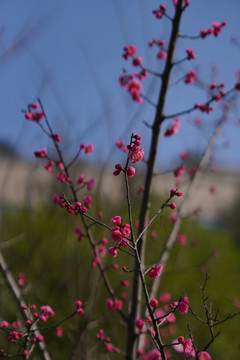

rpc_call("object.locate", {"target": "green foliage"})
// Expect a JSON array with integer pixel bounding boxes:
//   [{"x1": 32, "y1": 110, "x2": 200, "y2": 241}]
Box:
[{"x1": 0, "y1": 199, "x2": 239, "y2": 359}]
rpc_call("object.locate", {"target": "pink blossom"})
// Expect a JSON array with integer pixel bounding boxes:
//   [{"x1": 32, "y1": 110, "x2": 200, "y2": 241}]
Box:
[
  {"x1": 120, "y1": 238, "x2": 130, "y2": 247},
  {"x1": 157, "y1": 39, "x2": 165, "y2": 47},
  {"x1": 198, "y1": 351, "x2": 212, "y2": 360},
  {"x1": 96, "y1": 245, "x2": 106, "y2": 257},
  {"x1": 34, "y1": 148, "x2": 47, "y2": 158},
  {"x1": 183, "y1": 339, "x2": 195, "y2": 357},
  {"x1": 177, "y1": 234, "x2": 187, "y2": 245},
  {"x1": 180, "y1": 151, "x2": 189, "y2": 161},
  {"x1": 75, "y1": 226, "x2": 83, "y2": 235},
  {"x1": 106, "y1": 298, "x2": 115, "y2": 312},
  {"x1": 209, "y1": 186, "x2": 216, "y2": 194},
  {"x1": 53, "y1": 133, "x2": 61, "y2": 142},
  {"x1": 55, "y1": 327, "x2": 63, "y2": 338},
  {"x1": 126, "y1": 166, "x2": 136, "y2": 177},
  {"x1": 164, "y1": 118, "x2": 180, "y2": 137},
  {"x1": 116, "y1": 139, "x2": 128, "y2": 152},
  {"x1": 184, "y1": 70, "x2": 196, "y2": 84},
  {"x1": 85, "y1": 144, "x2": 94, "y2": 154},
  {"x1": 75, "y1": 300, "x2": 83, "y2": 308},
  {"x1": 169, "y1": 212, "x2": 178, "y2": 223},
  {"x1": 123, "y1": 44, "x2": 137, "y2": 60},
  {"x1": 174, "y1": 164, "x2": 185, "y2": 178},
  {"x1": 121, "y1": 224, "x2": 131, "y2": 237},
  {"x1": 43, "y1": 160, "x2": 54, "y2": 173},
  {"x1": 135, "y1": 69, "x2": 147, "y2": 81},
  {"x1": 128, "y1": 80, "x2": 143, "y2": 103},
  {"x1": 1, "y1": 321, "x2": 8, "y2": 328},
  {"x1": 147, "y1": 265, "x2": 163, "y2": 278},
  {"x1": 30, "y1": 102, "x2": 38, "y2": 109},
  {"x1": 87, "y1": 178, "x2": 95, "y2": 191},
  {"x1": 18, "y1": 272, "x2": 26, "y2": 287},
  {"x1": 114, "y1": 300, "x2": 122, "y2": 310},
  {"x1": 77, "y1": 308, "x2": 84, "y2": 315},
  {"x1": 135, "y1": 318, "x2": 144, "y2": 331},
  {"x1": 25, "y1": 110, "x2": 45, "y2": 122},
  {"x1": 84, "y1": 195, "x2": 92, "y2": 208},
  {"x1": 108, "y1": 247, "x2": 118, "y2": 257},
  {"x1": 80, "y1": 143, "x2": 86, "y2": 150},
  {"x1": 129, "y1": 147, "x2": 144, "y2": 163},
  {"x1": 172, "y1": 339, "x2": 184, "y2": 353},
  {"x1": 106, "y1": 343, "x2": 114, "y2": 352},
  {"x1": 40, "y1": 305, "x2": 55, "y2": 318},
  {"x1": 111, "y1": 228, "x2": 123, "y2": 243},
  {"x1": 132, "y1": 57, "x2": 143, "y2": 66},
  {"x1": 186, "y1": 49, "x2": 196, "y2": 60},
  {"x1": 150, "y1": 298, "x2": 158, "y2": 308},
  {"x1": 157, "y1": 51, "x2": 167, "y2": 59},
  {"x1": 111, "y1": 216, "x2": 122, "y2": 226},
  {"x1": 77, "y1": 174, "x2": 85, "y2": 185},
  {"x1": 143, "y1": 349, "x2": 161, "y2": 360},
  {"x1": 178, "y1": 301, "x2": 189, "y2": 314},
  {"x1": 113, "y1": 169, "x2": 121, "y2": 176},
  {"x1": 160, "y1": 292, "x2": 171, "y2": 303},
  {"x1": 167, "y1": 313, "x2": 176, "y2": 323}
]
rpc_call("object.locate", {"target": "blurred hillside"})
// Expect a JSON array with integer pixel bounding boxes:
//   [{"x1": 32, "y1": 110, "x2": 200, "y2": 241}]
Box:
[{"x1": 0, "y1": 152, "x2": 239, "y2": 223}]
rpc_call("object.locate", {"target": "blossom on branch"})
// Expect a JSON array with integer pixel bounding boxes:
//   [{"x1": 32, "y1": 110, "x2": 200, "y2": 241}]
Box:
[
  {"x1": 147, "y1": 265, "x2": 163, "y2": 278},
  {"x1": 129, "y1": 146, "x2": 144, "y2": 163},
  {"x1": 164, "y1": 118, "x2": 180, "y2": 137}
]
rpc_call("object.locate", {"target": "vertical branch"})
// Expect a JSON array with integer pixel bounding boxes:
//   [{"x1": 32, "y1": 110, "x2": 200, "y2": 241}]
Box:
[{"x1": 126, "y1": 2, "x2": 185, "y2": 359}]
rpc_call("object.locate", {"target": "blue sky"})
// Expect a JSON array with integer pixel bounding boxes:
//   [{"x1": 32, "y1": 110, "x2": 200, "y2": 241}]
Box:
[{"x1": 1, "y1": 0, "x2": 240, "y2": 171}]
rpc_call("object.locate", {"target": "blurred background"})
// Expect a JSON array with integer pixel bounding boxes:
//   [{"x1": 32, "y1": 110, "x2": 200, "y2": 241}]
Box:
[{"x1": 0, "y1": 1, "x2": 240, "y2": 359}]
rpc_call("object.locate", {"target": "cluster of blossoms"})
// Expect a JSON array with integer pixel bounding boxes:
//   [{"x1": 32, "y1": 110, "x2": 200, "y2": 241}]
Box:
[
  {"x1": 120, "y1": 45, "x2": 147, "y2": 103},
  {"x1": 17, "y1": 272, "x2": 26, "y2": 287},
  {"x1": 147, "y1": 264, "x2": 163, "y2": 278},
  {"x1": 209, "y1": 82, "x2": 226, "y2": 101},
  {"x1": 148, "y1": 38, "x2": 167, "y2": 60},
  {"x1": 106, "y1": 298, "x2": 122, "y2": 312},
  {"x1": 75, "y1": 300, "x2": 84, "y2": 316},
  {"x1": 1, "y1": 304, "x2": 55, "y2": 357},
  {"x1": 80, "y1": 143, "x2": 94, "y2": 155},
  {"x1": 134, "y1": 295, "x2": 191, "y2": 358},
  {"x1": 200, "y1": 21, "x2": 226, "y2": 38},
  {"x1": 53, "y1": 195, "x2": 88, "y2": 215},
  {"x1": 24, "y1": 102, "x2": 45, "y2": 122},
  {"x1": 177, "y1": 337, "x2": 212, "y2": 360},
  {"x1": 110, "y1": 216, "x2": 131, "y2": 250},
  {"x1": 77, "y1": 175, "x2": 95, "y2": 191},
  {"x1": 184, "y1": 70, "x2": 197, "y2": 84},
  {"x1": 0, "y1": 300, "x2": 84, "y2": 357},
  {"x1": 186, "y1": 48, "x2": 196, "y2": 60},
  {"x1": 176, "y1": 296, "x2": 189, "y2": 314},
  {"x1": 96, "y1": 329, "x2": 119, "y2": 354},
  {"x1": 113, "y1": 134, "x2": 144, "y2": 177},
  {"x1": 152, "y1": 4, "x2": 166, "y2": 19},
  {"x1": 194, "y1": 103, "x2": 214, "y2": 114},
  {"x1": 34, "y1": 148, "x2": 47, "y2": 158},
  {"x1": 174, "y1": 164, "x2": 185, "y2": 178},
  {"x1": 39, "y1": 305, "x2": 55, "y2": 323},
  {"x1": 115, "y1": 139, "x2": 128, "y2": 152}
]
